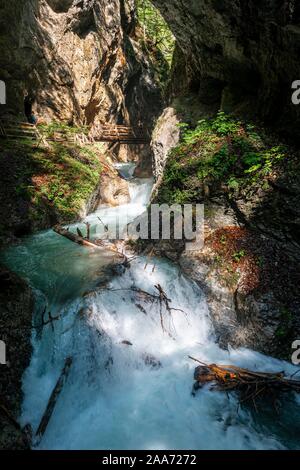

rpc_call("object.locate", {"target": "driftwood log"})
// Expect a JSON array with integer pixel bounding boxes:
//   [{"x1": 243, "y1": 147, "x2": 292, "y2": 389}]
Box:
[
  {"x1": 190, "y1": 357, "x2": 300, "y2": 407},
  {"x1": 35, "y1": 357, "x2": 73, "y2": 441},
  {"x1": 54, "y1": 225, "x2": 104, "y2": 250},
  {"x1": 53, "y1": 225, "x2": 127, "y2": 263}
]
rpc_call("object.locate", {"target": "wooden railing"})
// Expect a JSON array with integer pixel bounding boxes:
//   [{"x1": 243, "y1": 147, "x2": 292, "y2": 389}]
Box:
[
  {"x1": 0, "y1": 119, "x2": 149, "y2": 145},
  {"x1": 90, "y1": 124, "x2": 149, "y2": 144},
  {"x1": 0, "y1": 118, "x2": 39, "y2": 140}
]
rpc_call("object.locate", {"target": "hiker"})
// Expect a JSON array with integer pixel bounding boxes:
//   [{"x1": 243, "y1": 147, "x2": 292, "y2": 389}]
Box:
[{"x1": 24, "y1": 93, "x2": 38, "y2": 125}]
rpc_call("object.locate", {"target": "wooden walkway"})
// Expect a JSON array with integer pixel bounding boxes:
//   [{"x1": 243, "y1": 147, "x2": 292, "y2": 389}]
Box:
[
  {"x1": 0, "y1": 119, "x2": 39, "y2": 140},
  {"x1": 0, "y1": 119, "x2": 149, "y2": 145},
  {"x1": 90, "y1": 123, "x2": 149, "y2": 144}
]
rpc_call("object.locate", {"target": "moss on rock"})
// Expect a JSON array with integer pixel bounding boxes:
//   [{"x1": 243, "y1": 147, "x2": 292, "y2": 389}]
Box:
[{"x1": 0, "y1": 135, "x2": 103, "y2": 247}]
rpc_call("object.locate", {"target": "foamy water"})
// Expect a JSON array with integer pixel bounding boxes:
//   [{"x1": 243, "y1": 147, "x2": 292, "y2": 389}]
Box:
[{"x1": 1, "y1": 164, "x2": 299, "y2": 450}]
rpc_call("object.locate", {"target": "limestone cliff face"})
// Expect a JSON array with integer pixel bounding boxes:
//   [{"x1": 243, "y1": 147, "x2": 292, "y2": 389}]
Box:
[
  {"x1": 153, "y1": 0, "x2": 300, "y2": 138},
  {"x1": 151, "y1": 107, "x2": 180, "y2": 182},
  {"x1": 0, "y1": 0, "x2": 161, "y2": 165}
]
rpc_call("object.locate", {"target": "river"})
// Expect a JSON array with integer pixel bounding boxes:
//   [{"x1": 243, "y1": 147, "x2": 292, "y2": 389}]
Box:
[{"x1": 1, "y1": 164, "x2": 299, "y2": 450}]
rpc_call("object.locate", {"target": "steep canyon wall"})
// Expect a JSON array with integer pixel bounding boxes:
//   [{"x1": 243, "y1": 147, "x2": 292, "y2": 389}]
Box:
[
  {"x1": 153, "y1": 0, "x2": 300, "y2": 137},
  {"x1": 0, "y1": 0, "x2": 162, "y2": 169}
]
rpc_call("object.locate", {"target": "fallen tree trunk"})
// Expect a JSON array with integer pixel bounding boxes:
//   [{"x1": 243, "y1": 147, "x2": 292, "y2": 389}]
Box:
[
  {"x1": 54, "y1": 225, "x2": 103, "y2": 250},
  {"x1": 53, "y1": 225, "x2": 126, "y2": 262},
  {"x1": 190, "y1": 358, "x2": 300, "y2": 405},
  {"x1": 35, "y1": 357, "x2": 73, "y2": 441}
]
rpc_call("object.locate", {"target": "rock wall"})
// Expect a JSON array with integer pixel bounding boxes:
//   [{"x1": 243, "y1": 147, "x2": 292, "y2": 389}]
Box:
[
  {"x1": 152, "y1": 0, "x2": 300, "y2": 139},
  {"x1": 147, "y1": 0, "x2": 300, "y2": 360},
  {"x1": 144, "y1": 192, "x2": 300, "y2": 360},
  {"x1": 179, "y1": 201, "x2": 300, "y2": 360},
  {"x1": 0, "y1": 0, "x2": 162, "y2": 168},
  {"x1": 0, "y1": 266, "x2": 34, "y2": 449},
  {"x1": 151, "y1": 106, "x2": 180, "y2": 185}
]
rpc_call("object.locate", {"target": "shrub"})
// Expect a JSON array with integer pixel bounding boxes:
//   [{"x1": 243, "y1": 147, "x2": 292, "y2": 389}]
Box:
[{"x1": 157, "y1": 111, "x2": 288, "y2": 205}]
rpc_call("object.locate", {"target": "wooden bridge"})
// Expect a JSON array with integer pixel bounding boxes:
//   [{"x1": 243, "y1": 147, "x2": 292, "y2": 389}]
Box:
[
  {"x1": 90, "y1": 124, "x2": 149, "y2": 144},
  {"x1": 0, "y1": 119, "x2": 149, "y2": 145}
]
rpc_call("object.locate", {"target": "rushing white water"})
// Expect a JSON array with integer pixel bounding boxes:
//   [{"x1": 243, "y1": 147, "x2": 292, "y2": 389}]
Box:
[{"x1": 1, "y1": 164, "x2": 300, "y2": 450}]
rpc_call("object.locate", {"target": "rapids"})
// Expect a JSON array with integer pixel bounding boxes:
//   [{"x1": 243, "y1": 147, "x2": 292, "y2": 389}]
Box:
[{"x1": 1, "y1": 164, "x2": 299, "y2": 450}]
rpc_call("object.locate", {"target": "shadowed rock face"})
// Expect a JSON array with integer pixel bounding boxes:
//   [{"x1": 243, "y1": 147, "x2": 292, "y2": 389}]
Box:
[
  {"x1": 152, "y1": 0, "x2": 300, "y2": 138},
  {"x1": 0, "y1": 0, "x2": 161, "y2": 148},
  {"x1": 0, "y1": 266, "x2": 34, "y2": 449},
  {"x1": 148, "y1": 0, "x2": 300, "y2": 359},
  {"x1": 46, "y1": 0, "x2": 74, "y2": 12}
]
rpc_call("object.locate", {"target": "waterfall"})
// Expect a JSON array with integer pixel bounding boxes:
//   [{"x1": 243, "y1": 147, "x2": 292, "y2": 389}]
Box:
[{"x1": 1, "y1": 165, "x2": 299, "y2": 450}]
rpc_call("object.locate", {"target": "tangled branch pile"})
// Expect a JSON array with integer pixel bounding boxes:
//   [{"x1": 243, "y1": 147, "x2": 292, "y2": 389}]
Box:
[
  {"x1": 107, "y1": 284, "x2": 187, "y2": 338},
  {"x1": 190, "y1": 357, "x2": 300, "y2": 407}
]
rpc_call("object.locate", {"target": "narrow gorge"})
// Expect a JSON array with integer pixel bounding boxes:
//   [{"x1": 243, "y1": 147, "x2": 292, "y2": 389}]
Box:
[{"x1": 0, "y1": 0, "x2": 300, "y2": 452}]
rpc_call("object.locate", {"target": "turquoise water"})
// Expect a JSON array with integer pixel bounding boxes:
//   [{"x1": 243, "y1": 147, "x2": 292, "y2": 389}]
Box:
[{"x1": 1, "y1": 166, "x2": 299, "y2": 450}]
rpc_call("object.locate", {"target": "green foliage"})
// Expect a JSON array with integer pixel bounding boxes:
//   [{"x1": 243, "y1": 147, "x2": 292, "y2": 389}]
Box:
[
  {"x1": 179, "y1": 119, "x2": 211, "y2": 145},
  {"x1": 6, "y1": 139, "x2": 102, "y2": 222},
  {"x1": 211, "y1": 111, "x2": 241, "y2": 136},
  {"x1": 172, "y1": 188, "x2": 198, "y2": 204},
  {"x1": 232, "y1": 250, "x2": 246, "y2": 262},
  {"x1": 157, "y1": 111, "x2": 288, "y2": 205},
  {"x1": 227, "y1": 177, "x2": 240, "y2": 190},
  {"x1": 137, "y1": 0, "x2": 175, "y2": 86},
  {"x1": 220, "y1": 235, "x2": 227, "y2": 245},
  {"x1": 39, "y1": 122, "x2": 89, "y2": 139}
]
